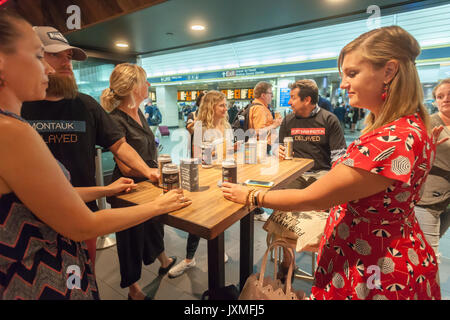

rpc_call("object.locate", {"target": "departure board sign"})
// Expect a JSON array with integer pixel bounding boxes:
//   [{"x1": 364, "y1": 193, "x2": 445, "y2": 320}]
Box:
[
  {"x1": 248, "y1": 89, "x2": 254, "y2": 99},
  {"x1": 179, "y1": 89, "x2": 253, "y2": 101}
]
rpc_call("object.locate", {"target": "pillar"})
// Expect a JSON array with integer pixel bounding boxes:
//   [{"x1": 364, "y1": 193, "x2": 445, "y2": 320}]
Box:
[{"x1": 156, "y1": 85, "x2": 179, "y2": 127}]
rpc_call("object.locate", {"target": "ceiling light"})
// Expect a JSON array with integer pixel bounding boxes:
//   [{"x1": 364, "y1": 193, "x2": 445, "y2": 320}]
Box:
[
  {"x1": 115, "y1": 42, "x2": 129, "y2": 48},
  {"x1": 191, "y1": 25, "x2": 205, "y2": 31}
]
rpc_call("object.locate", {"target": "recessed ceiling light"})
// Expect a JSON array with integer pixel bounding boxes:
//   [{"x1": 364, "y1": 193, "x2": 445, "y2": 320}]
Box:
[
  {"x1": 115, "y1": 42, "x2": 129, "y2": 48},
  {"x1": 191, "y1": 25, "x2": 205, "y2": 31}
]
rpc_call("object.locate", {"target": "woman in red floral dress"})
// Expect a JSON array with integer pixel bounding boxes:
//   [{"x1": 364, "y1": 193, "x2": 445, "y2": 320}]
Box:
[{"x1": 222, "y1": 26, "x2": 442, "y2": 300}]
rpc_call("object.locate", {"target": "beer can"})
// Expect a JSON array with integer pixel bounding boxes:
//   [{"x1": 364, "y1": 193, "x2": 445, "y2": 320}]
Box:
[
  {"x1": 158, "y1": 154, "x2": 172, "y2": 186},
  {"x1": 162, "y1": 164, "x2": 180, "y2": 193},
  {"x1": 180, "y1": 158, "x2": 199, "y2": 192},
  {"x1": 202, "y1": 143, "x2": 213, "y2": 168},
  {"x1": 245, "y1": 140, "x2": 257, "y2": 164},
  {"x1": 222, "y1": 160, "x2": 237, "y2": 184},
  {"x1": 284, "y1": 137, "x2": 294, "y2": 160}
]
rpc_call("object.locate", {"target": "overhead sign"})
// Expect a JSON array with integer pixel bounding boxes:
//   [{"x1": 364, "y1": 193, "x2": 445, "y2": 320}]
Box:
[{"x1": 148, "y1": 46, "x2": 450, "y2": 85}]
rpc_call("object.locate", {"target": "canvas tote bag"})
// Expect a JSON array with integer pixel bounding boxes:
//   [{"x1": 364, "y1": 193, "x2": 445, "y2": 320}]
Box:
[
  {"x1": 263, "y1": 210, "x2": 329, "y2": 252},
  {"x1": 239, "y1": 239, "x2": 306, "y2": 300}
]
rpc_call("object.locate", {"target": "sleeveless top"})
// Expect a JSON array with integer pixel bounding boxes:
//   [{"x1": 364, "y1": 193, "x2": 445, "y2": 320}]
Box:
[{"x1": 0, "y1": 108, "x2": 99, "y2": 300}]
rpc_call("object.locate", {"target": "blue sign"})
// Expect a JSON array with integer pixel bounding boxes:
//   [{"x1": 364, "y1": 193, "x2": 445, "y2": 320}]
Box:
[
  {"x1": 279, "y1": 88, "x2": 291, "y2": 107},
  {"x1": 147, "y1": 46, "x2": 450, "y2": 84}
]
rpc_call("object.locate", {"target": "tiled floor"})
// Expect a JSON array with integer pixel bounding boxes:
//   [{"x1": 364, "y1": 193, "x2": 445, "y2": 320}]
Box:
[{"x1": 94, "y1": 126, "x2": 450, "y2": 300}]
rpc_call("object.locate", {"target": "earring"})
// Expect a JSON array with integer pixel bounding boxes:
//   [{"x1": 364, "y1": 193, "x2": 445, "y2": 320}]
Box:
[{"x1": 381, "y1": 83, "x2": 389, "y2": 101}]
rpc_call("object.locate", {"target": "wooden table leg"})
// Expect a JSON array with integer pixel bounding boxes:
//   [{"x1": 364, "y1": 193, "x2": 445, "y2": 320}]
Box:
[
  {"x1": 239, "y1": 210, "x2": 254, "y2": 290},
  {"x1": 207, "y1": 233, "x2": 225, "y2": 292}
]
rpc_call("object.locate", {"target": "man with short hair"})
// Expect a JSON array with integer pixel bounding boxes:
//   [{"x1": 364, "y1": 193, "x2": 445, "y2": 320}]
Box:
[
  {"x1": 249, "y1": 81, "x2": 282, "y2": 143},
  {"x1": 21, "y1": 27, "x2": 160, "y2": 268},
  {"x1": 279, "y1": 79, "x2": 346, "y2": 188}
]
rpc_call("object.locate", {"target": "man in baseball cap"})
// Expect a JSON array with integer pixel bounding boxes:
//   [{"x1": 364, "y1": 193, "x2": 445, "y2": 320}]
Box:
[{"x1": 33, "y1": 26, "x2": 87, "y2": 61}]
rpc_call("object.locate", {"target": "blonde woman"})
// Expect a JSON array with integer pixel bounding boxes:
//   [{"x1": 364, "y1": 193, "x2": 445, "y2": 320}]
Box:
[
  {"x1": 0, "y1": 10, "x2": 190, "y2": 300},
  {"x1": 222, "y1": 26, "x2": 441, "y2": 300},
  {"x1": 101, "y1": 64, "x2": 180, "y2": 300},
  {"x1": 168, "y1": 90, "x2": 231, "y2": 278}
]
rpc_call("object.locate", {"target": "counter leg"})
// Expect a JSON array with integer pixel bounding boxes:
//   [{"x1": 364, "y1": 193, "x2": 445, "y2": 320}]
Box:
[
  {"x1": 240, "y1": 210, "x2": 254, "y2": 290},
  {"x1": 207, "y1": 233, "x2": 225, "y2": 292}
]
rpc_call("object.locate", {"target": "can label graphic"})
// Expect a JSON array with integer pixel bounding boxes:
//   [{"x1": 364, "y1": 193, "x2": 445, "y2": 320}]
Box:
[
  {"x1": 245, "y1": 142, "x2": 257, "y2": 164},
  {"x1": 162, "y1": 164, "x2": 180, "y2": 193},
  {"x1": 180, "y1": 158, "x2": 199, "y2": 192},
  {"x1": 158, "y1": 154, "x2": 172, "y2": 186},
  {"x1": 222, "y1": 160, "x2": 237, "y2": 183},
  {"x1": 202, "y1": 143, "x2": 213, "y2": 168}
]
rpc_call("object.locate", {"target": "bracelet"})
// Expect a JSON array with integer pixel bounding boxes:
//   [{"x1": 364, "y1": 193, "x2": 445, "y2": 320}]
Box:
[
  {"x1": 246, "y1": 188, "x2": 256, "y2": 207},
  {"x1": 260, "y1": 190, "x2": 269, "y2": 208},
  {"x1": 253, "y1": 190, "x2": 261, "y2": 207},
  {"x1": 248, "y1": 189, "x2": 256, "y2": 208}
]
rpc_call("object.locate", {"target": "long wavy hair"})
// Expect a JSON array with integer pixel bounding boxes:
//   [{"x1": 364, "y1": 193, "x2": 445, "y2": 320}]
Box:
[
  {"x1": 338, "y1": 26, "x2": 430, "y2": 134},
  {"x1": 196, "y1": 90, "x2": 230, "y2": 130},
  {"x1": 100, "y1": 63, "x2": 147, "y2": 112}
]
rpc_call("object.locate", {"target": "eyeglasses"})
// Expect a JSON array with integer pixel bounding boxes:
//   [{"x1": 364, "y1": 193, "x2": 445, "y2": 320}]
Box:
[{"x1": 265, "y1": 91, "x2": 273, "y2": 96}]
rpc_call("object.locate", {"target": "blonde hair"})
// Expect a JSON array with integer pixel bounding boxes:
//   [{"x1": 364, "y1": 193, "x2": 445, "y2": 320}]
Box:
[
  {"x1": 338, "y1": 26, "x2": 430, "y2": 134},
  {"x1": 196, "y1": 90, "x2": 230, "y2": 130},
  {"x1": 432, "y1": 78, "x2": 450, "y2": 99},
  {"x1": 100, "y1": 63, "x2": 147, "y2": 112}
]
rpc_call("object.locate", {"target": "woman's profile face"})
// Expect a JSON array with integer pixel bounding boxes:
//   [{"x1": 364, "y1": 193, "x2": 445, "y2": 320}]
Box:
[
  {"x1": 135, "y1": 79, "x2": 150, "y2": 105},
  {"x1": 0, "y1": 21, "x2": 54, "y2": 103},
  {"x1": 435, "y1": 83, "x2": 450, "y2": 117},
  {"x1": 213, "y1": 98, "x2": 228, "y2": 119},
  {"x1": 340, "y1": 50, "x2": 385, "y2": 113}
]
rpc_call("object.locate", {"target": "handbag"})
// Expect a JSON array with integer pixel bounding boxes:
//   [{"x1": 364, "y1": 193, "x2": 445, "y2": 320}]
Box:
[
  {"x1": 239, "y1": 239, "x2": 306, "y2": 300},
  {"x1": 263, "y1": 210, "x2": 329, "y2": 252}
]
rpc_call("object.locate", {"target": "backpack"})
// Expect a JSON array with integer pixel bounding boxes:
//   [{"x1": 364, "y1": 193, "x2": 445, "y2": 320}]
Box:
[
  {"x1": 149, "y1": 106, "x2": 162, "y2": 126},
  {"x1": 231, "y1": 102, "x2": 262, "y2": 132}
]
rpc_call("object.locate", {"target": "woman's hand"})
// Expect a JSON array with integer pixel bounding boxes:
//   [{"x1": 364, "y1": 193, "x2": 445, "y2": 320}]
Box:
[
  {"x1": 221, "y1": 182, "x2": 250, "y2": 204},
  {"x1": 432, "y1": 125, "x2": 449, "y2": 146},
  {"x1": 105, "y1": 177, "x2": 138, "y2": 196},
  {"x1": 153, "y1": 189, "x2": 192, "y2": 214}
]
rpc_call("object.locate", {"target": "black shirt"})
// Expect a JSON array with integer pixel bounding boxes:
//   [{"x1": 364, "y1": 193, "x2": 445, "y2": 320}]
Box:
[
  {"x1": 279, "y1": 107, "x2": 347, "y2": 171},
  {"x1": 21, "y1": 93, "x2": 124, "y2": 211},
  {"x1": 109, "y1": 108, "x2": 158, "y2": 182}
]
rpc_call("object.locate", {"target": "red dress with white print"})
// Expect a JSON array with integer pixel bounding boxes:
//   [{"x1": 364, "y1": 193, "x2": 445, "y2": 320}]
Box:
[{"x1": 310, "y1": 113, "x2": 441, "y2": 300}]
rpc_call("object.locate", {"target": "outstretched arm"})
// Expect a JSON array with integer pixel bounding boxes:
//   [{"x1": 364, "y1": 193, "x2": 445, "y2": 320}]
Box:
[
  {"x1": 75, "y1": 177, "x2": 137, "y2": 202},
  {"x1": 0, "y1": 119, "x2": 190, "y2": 242},
  {"x1": 222, "y1": 163, "x2": 394, "y2": 212}
]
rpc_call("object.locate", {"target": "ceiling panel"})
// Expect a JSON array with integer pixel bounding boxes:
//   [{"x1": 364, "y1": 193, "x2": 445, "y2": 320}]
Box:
[{"x1": 64, "y1": 0, "x2": 447, "y2": 56}]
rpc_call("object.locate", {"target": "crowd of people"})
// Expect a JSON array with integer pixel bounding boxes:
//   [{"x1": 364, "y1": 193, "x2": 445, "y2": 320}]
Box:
[{"x1": 0, "y1": 8, "x2": 448, "y2": 300}]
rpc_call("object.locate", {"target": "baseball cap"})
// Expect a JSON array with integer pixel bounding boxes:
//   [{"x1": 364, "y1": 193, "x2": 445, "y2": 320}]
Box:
[{"x1": 33, "y1": 26, "x2": 87, "y2": 61}]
